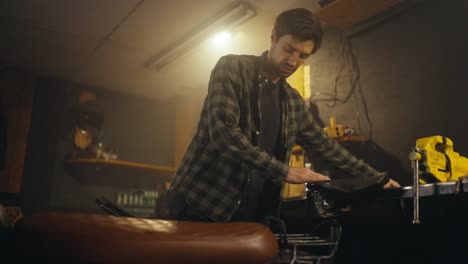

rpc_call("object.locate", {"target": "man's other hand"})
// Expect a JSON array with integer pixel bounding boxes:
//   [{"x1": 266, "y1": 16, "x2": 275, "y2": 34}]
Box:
[
  {"x1": 285, "y1": 167, "x2": 330, "y2": 184},
  {"x1": 383, "y1": 178, "x2": 401, "y2": 189}
]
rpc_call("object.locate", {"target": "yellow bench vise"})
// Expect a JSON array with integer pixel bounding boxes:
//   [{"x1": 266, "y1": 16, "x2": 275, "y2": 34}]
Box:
[{"x1": 415, "y1": 135, "x2": 468, "y2": 183}]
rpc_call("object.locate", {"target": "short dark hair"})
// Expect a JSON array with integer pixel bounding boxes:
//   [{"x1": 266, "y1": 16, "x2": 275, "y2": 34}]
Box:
[{"x1": 273, "y1": 8, "x2": 323, "y2": 53}]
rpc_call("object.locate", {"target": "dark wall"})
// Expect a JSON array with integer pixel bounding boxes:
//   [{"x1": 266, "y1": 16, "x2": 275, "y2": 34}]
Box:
[
  {"x1": 21, "y1": 79, "x2": 63, "y2": 213},
  {"x1": 308, "y1": 0, "x2": 468, "y2": 185},
  {"x1": 22, "y1": 78, "x2": 175, "y2": 213}
]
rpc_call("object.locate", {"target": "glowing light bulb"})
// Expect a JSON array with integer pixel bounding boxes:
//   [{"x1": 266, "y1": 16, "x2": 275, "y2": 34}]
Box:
[{"x1": 210, "y1": 32, "x2": 232, "y2": 47}]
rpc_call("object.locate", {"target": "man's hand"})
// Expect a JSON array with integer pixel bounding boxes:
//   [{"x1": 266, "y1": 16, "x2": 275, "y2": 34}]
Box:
[
  {"x1": 285, "y1": 167, "x2": 330, "y2": 184},
  {"x1": 383, "y1": 178, "x2": 401, "y2": 189}
]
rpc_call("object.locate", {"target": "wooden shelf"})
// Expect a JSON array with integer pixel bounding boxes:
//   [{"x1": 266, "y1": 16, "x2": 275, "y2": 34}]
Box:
[
  {"x1": 292, "y1": 135, "x2": 367, "y2": 153},
  {"x1": 334, "y1": 135, "x2": 367, "y2": 143},
  {"x1": 316, "y1": 0, "x2": 401, "y2": 29},
  {"x1": 65, "y1": 159, "x2": 176, "y2": 187}
]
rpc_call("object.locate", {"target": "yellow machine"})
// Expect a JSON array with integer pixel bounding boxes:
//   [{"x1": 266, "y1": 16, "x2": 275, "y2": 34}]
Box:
[{"x1": 415, "y1": 135, "x2": 468, "y2": 183}]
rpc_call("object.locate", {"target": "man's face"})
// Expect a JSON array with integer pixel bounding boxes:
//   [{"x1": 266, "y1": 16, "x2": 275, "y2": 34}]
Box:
[{"x1": 267, "y1": 33, "x2": 315, "y2": 79}]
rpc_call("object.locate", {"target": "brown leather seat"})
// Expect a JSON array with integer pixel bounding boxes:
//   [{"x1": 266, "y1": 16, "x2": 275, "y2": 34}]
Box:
[{"x1": 12, "y1": 212, "x2": 278, "y2": 264}]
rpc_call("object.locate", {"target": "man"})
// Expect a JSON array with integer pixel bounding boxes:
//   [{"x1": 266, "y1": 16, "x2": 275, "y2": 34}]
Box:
[{"x1": 166, "y1": 8, "x2": 400, "y2": 222}]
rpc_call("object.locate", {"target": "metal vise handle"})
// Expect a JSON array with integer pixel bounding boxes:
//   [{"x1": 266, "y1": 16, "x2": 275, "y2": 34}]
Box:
[{"x1": 409, "y1": 149, "x2": 422, "y2": 224}]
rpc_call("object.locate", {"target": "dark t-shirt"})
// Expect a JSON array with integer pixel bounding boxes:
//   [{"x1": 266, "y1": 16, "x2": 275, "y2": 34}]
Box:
[{"x1": 233, "y1": 79, "x2": 282, "y2": 221}]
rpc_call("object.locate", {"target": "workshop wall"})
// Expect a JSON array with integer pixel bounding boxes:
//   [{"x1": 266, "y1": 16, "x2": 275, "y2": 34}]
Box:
[
  {"x1": 308, "y1": 0, "x2": 468, "y2": 185},
  {"x1": 21, "y1": 77, "x2": 175, "y2": 214}
]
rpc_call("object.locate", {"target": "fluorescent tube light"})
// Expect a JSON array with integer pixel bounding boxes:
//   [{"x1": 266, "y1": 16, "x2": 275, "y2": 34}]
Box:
[{"x1": 144, "y1": 1, "x2": 256, "y2": 71}]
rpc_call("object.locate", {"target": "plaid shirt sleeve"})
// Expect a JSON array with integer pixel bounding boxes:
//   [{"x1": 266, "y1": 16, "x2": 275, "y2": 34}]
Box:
[
  {"x1": 206, "y1": 56, "x2": 289, "y2": 182},
  {"x1": 295, "y1": 98, "x2": 388, "y2": 185}
]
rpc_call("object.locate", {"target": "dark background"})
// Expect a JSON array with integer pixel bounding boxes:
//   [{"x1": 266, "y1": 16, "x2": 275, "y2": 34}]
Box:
[
  {"x1": 1, "y1": 0, "x2": 468, "y2": 262},
  {"x1": 309, "y1": 0, "x2": 468, "y2": 186}
]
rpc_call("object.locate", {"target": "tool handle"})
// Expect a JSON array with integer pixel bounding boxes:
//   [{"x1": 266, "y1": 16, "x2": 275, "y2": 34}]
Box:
[{"x1": 409, "y1": 149, "x2": 421, "y2": 224}]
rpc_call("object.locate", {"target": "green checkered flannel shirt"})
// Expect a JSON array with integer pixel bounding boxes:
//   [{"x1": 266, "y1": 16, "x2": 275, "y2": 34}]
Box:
[{"x1": 168, "y1": 52, "x2": 387, "y2": 221}]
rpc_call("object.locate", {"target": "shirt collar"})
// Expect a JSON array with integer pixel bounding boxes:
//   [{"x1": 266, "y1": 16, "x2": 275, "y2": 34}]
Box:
[{"x1": 258, "y1": 51, "x2": 286, "y2": 87}]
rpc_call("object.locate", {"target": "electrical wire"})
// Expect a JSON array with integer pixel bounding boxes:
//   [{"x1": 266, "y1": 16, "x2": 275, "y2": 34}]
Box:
[
  {"x1": 311, "y1": 36, "x2": 360, "y2": 106},
  {"x1": 61, "y1": 0, "x2": 146, "y2": 144},
  {"x1": 69, "y1": 0, "x2": 145, "y2": 82},
  {"x1": 357, "y1": 79, "x2": 374, "y2": 139},
  {"x1": 310, "y1": 32, "x2": 374, "y2": 139}
]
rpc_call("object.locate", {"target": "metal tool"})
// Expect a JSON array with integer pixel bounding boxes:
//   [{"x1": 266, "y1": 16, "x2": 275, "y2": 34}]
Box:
[
  {"x1": 415, "y1": 135, "x2": 468, "y2": 183},
  {"x1": 409, "y1": 148, "x2": 422, "y2": 224}
]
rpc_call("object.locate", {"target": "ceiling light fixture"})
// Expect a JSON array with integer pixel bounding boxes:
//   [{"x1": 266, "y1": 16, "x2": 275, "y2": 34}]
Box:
[
  {"x1": 144, "y1": 1, "x2": 256, "y2": 71},
  {"x1": 210, "y1": 31, "x2": 232, "y2": 46}
]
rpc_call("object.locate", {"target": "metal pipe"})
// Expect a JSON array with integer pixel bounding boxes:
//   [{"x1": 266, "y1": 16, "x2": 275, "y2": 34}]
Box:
[{"x1": 409, "y1": 149, "x2": 422, "y2": 224}]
